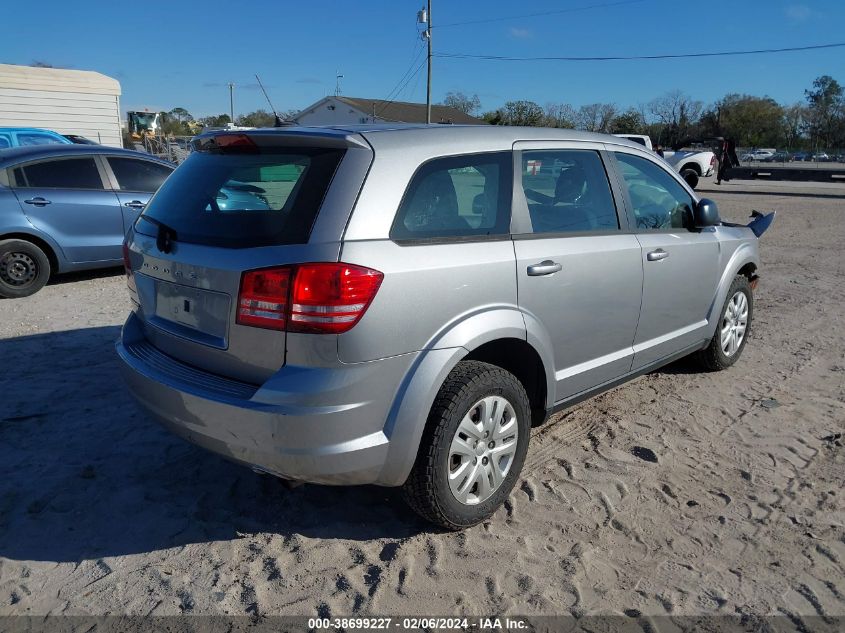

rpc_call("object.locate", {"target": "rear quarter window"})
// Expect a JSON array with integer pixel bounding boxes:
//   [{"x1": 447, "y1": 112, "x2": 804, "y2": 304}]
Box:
[
  {"x1": 108, "y1": 157, "x2": 173, "y2": 192},
  {"x1": 391, "y1": 152, "x2": 512, "y2": 241}
]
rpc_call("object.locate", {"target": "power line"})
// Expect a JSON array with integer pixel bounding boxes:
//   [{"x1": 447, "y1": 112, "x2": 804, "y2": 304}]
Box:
[
  {"x1": 377, "y1": 43, "x2": 426, "y2": 116},
  {"x1": 375, "y1": 11, "x2": 428, "y2": 118},
  {"x1": 434, "y1": 41, "x2": 845, "y2": 62},
  {"x1": 376, "y1": 58, "x2": 428, "y2": 118},
  {"x1": 434, "y1": 0, "x2": 645, "y2": 29}
]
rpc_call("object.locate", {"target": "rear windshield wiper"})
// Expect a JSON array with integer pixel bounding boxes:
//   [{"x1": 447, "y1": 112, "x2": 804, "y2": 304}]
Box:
[{"x1": 138, "y1": 215, "x2": 178, "y2": 254}]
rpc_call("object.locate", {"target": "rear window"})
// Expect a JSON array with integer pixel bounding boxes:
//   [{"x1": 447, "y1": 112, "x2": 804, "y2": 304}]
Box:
[
  {"x1": 391, "y1": 152, "x2": 511, "y2": 241},
  {"x1": 135, "y1": 149, "x2": 345, "y2": 248}
]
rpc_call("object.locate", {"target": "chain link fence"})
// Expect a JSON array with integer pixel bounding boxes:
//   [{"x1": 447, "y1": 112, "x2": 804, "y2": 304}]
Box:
[{"x1": 127, "y1": 135, "x2": 195, "y2": 164}]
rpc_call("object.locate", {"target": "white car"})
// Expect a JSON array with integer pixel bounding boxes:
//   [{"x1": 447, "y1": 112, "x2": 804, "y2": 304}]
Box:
[
  {"x1": 740, "y1": 150, "x2": 774, "y2": 162},
  {"x1": 613, "y1": 135, "x2": 716, "y2": 189}
]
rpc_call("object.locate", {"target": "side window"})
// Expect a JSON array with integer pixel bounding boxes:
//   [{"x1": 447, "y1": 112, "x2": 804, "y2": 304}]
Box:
[
  {"x1": 614, "y1": 152, "x2": 694, "y2": 230},
  {"x1": 391, "y1": 152, "x2": 511, "y2": 240},
  {"x1": 520, "y1": 150, "x2": 619, "y2": 234},
  {"x1": 16, "y1": 133, "x2": 65, "y2": 146},
  {"x1": 108, "y1": 157, "x2": 173, "y2": 192},
  {"x1": 15, "y1": 158, "x2": 104, "y2": 190}
]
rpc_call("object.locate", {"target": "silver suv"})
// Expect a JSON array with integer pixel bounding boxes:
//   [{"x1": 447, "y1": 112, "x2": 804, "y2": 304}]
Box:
[{"x1": 117, "y1": 126, "x2": 774, "y2": 529}]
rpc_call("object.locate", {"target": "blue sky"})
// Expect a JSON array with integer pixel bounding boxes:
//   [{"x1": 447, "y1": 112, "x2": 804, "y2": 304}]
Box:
[{"x1": 3, "y1": 0, "x2": 843, "y2": 118}]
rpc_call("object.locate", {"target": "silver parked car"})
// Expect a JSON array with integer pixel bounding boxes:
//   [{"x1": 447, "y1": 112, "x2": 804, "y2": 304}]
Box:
[{"x1": 117, "y1": 126, "x2": 774, "y2": 529}]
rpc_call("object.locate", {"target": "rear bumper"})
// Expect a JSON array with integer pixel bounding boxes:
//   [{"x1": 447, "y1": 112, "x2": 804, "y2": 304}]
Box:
[{"x1": 116, "y1": 312, "x2": 417, "y2": 485}]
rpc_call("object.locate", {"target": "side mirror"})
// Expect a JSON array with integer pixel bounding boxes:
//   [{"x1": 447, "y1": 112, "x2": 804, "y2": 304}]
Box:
[{"x1": 694, "y1": 198, "x2": 720, "y2": 227}]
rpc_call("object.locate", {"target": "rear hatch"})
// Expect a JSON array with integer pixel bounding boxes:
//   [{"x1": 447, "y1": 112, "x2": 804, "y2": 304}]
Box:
[{"x1": 126, "y1": 129, "x2": 373, "y2": 384}]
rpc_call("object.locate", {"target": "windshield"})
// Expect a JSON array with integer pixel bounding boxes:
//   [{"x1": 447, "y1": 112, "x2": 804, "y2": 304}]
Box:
[{"x1": 135, "y1": 149, "x2": 345, "y2": 248}]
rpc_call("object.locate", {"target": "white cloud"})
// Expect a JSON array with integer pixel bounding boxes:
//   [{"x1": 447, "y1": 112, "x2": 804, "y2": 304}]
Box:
[{"x1": 785, "y1": 4, "x2": 812, "y2": 21}]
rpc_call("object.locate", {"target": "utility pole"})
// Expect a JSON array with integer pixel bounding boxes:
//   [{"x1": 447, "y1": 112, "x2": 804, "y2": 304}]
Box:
[
  {"x1": 228, "y1": 82, "x2": 235, "y2": 125},
  {"x1": 426, "y1": 0, "x2": 432, "y2": 124}
]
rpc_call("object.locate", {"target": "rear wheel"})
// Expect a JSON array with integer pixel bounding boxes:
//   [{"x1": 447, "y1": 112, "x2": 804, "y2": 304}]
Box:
[
  {"x1": 680, "y1": 168, "x2": 699, "y2": 189},
  {"x1": 403, "y1": 361, "x2": 531, "y2": 530},
  {"x1": 697, "y1": 275, "x2": 753, "y2": 371},
  {"x1": 0, "y1": 239, "x2": 51, "y2": 298}
]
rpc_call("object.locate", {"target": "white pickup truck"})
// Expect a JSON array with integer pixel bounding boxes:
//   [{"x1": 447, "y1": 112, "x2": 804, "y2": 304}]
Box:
[{"x1": 614, "y1": 134, "x2": 716, "y2": 189}]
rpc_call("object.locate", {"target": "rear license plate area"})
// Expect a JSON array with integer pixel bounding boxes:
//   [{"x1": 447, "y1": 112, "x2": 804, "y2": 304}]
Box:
[{"x1": 149, "y1": 280, "x2": 231, "y2": 349}]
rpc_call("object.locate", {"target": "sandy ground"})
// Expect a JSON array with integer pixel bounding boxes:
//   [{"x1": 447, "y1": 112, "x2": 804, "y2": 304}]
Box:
[{"x1": 1, "y1": 180, "x2": 843, "y2": 621}]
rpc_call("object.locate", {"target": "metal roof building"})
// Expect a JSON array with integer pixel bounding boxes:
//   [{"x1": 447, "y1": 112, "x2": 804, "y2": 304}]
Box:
[{"x1": 0, "y1": 63, "x2": 122, "y2": 147}]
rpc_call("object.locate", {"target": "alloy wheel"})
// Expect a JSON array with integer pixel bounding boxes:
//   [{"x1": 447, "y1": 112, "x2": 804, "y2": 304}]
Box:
[
  {"x1": 447, "y1": 395, "x2": 519, "y2": 505},
  {"x1": 720, "y1": 291, "x2": 749, "y2": 357}
]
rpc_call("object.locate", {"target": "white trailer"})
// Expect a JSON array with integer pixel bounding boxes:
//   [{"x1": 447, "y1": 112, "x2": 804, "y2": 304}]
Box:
[{"x1": 0, "y1": 63, "x2": 122, "y2": 147}]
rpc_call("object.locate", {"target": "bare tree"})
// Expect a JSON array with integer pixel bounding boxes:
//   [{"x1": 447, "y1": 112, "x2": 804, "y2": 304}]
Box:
[
  {"x1": 782, "y1": 103, "x2": 806, "y2": 149},
  {"x1": 543, "y1": 102, "x2": 577, "y2": 128},
  {"x1": 442, "y1": 91, "x2": 482, "y2": 116},
  {"x1": 576, "y1": 103, "x2": 617, "y2": 133},
  {"x1": 648, "y1": 90, "x2": 703, "y2": 128}
]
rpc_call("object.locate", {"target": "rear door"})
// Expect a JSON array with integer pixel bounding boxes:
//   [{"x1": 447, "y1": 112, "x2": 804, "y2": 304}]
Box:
[
  {"x1": 10, "y1": 156, "x2": 124, "y2": 263},
  {"x1": 611, "y1": 150, "x2": 719, "y2": 369},
  {"x1": 512, "y1": 141, "x2": 643, "y2": 401},
  {"x1": 102, "y1": 155, "x2": 174, "y2": 232}
]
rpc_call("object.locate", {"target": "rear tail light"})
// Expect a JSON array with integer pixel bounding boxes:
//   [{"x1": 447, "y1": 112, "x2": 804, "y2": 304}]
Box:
[
  {"x1": 289, "y1": 263, "x2": 383, "y2": 334},
  {"x1": 236, "y1": 263, "x2": 382, "y2": 334},
  {"x1": 710, "y1": 155, "x2": 716, "y2": 167},
  {"x1": 237, "y1": 268, "x2": 291, "y2": 330}
]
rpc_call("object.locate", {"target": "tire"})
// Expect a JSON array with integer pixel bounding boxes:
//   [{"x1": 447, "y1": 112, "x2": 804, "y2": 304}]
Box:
[
  {"x1": 697, "y1": 275, "x2": 753, "y2": 371},
  {"x1": 403, "y1": 361, "x2": 531, "y2": 530},
  {"x1": 0, "y1": 239, "x2": 51, "y2": 298},
  {"x1": 680, "y1": 168, "x2": 699, "y2": 189}
]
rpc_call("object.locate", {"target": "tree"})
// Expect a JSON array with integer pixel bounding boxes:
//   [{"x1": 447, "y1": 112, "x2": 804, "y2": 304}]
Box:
[
  {"x1": 442, "y1": 91, "x2": 481, "y2": 116},
  {"x1": 648, "y1": 90, "x2": 703, "y2": 147},
  {"x1": 782, "y1": 103, "x2": 806, "y2": 149},
  {"x1": 197, "y1": 114, "x2": 232, "y2": 128},
  {"x1": 804, "y1": 75, "x2": 845, "y2": 150},
  {"x1": 168, "y1": 107, "x2": 193, "y2": 124},
  {"x1": 576, "y1": 103, "x2": 617, "y2": 133},
  {"x1": 481, "y1": 110, "x2": 504, "y2": 125},
  {"x1": 236, "y1": 109, "x2": 277, "y2": 127},
  {"x1": 543, "y1": 102, "x2": 577, "y2": 128},
  {"x1": 501, "y1": 100, "x2": 544, "y2": 126},
  {"x1": 715, "y1": 94, "x2": 785, "y2": 147},
  {"x1": 609, "y1": 108, "x2": 644, "y2": 134}
]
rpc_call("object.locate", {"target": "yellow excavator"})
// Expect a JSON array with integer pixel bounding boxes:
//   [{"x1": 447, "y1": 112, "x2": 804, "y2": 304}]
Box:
[{"x1": 127, "y1": 110, "x2": 163, "y2": 140}]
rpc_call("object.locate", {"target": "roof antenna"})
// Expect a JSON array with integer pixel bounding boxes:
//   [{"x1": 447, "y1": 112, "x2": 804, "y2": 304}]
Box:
[
  {"x1": 255, "y1": 73, "x2": 286, "y2": 127},
  {"x1": 335, "y1": 71, "x2": 344, "y2": 96}
]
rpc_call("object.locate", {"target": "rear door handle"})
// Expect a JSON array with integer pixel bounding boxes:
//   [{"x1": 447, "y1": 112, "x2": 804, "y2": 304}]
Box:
[
  {"x1": 24, "y1": 197, "x2": 51, "y2": 206},
  {"x1": 527, "y1": 260, "x2": 562, "y2": 276},
  {"x1": 124, "y1": 200, "x2": 146, "y2": 210},
  {"x1": 647, "y1": 249, "x2": 669, "y2": 261}
]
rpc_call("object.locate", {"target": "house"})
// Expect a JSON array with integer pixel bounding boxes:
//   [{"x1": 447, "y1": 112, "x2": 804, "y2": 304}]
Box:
[
  {"x1": 0, "y1": 63, "x2": 122, "y2": 146},
  {"x1": 292, "y1": 96, "x2": 482, "y2": 126}
]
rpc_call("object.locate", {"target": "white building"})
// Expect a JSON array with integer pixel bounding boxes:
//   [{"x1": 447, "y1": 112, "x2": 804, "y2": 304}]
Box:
[
  {"x1": 0, "y1": 63, "x2": 122, "y2": 146},
  {"x1": 292, "y1": 96, "x2": 481, "y2": 127}
]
